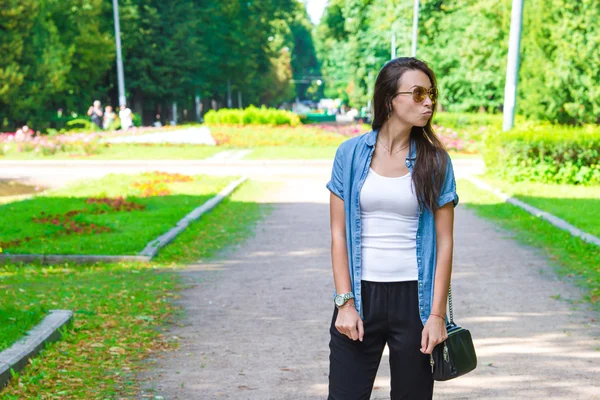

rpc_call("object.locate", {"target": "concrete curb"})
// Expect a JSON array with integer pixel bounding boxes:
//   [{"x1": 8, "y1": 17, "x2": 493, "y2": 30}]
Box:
[
  {"x1": 465, "y1": 176, "x2": 600, "y2": 247},
  {"x1": 139, "y1": 176, "x2": 248, "y2": 258},
  {"x1": 0, "y1": 310, "x2": 73, "y2": 389},
  {"x1": 0, "y1": 254, "x2": 151, "y2": 265}
]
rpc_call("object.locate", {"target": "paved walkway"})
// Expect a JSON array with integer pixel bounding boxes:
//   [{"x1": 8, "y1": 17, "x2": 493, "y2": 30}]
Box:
[
  {"x1": 0, "y1": 158, "x2": 484, "y2": 189},
  {"x1": 104, "y1": 126, "x2": 216, "y2": 145},
  {"x1": 137, "y1": 176, "x2": 600, "y2": 399}
]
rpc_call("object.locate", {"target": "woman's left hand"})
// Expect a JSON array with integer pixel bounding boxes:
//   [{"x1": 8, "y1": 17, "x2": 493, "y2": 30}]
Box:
[{"x1": 420, "y1": 315, "x2": 448, "y2": 354}]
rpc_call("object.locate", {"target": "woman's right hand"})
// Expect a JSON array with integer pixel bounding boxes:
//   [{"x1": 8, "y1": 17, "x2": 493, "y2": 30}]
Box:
[{"x1": 335, "y1": 304, "x2": 364, "y2": 342}]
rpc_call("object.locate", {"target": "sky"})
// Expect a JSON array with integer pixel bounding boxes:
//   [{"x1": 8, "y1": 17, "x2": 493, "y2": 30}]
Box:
[{"x1": 303, "y1": 0, "x2": 327, "y2": 24}]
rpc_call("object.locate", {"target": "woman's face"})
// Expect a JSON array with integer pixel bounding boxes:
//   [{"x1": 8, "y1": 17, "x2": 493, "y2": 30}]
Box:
[{"x1": 390, "y1": 69, "x2": 434, "y2": 127}]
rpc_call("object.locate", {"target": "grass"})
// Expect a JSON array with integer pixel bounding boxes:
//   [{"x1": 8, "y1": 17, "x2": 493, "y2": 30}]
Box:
[
  {"x1": 0, "y1": 178, "x2": 272, "y2": 398},
  {"x1": 458, "y1": 178, "x2": 600, "y2": 311},
  {"x1": 0, "y1": 262, "x2": 181, "y2": 398},
  {"x1": 0, "y1": 173, "x2": 237, "y2": 255},
  {"x1": 482, "y1": 178, "x2": 600, "y2": 237},
  {"x1": 155, "y1": 179, "x2": 277, "y2": 264}
]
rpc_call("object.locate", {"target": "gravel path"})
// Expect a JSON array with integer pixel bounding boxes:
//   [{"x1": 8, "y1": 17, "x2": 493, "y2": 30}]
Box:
[{"x1": 136, "y1": 174, "x2": 600, "y2": 399}]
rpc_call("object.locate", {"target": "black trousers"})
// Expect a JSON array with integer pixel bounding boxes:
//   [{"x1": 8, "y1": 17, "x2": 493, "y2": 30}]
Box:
[{"x1": 328, "y1": 280, "x2": 434, "y2": 400}]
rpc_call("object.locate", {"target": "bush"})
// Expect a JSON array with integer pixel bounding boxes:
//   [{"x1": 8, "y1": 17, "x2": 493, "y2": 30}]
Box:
[
  {"x1": 483, "y1": 123, "x2": 600, "y2": 185},
  {"x1": 65, "y1": 118, "x2": 98, "y2": 133},
  {"x1": 132, "y1": 112, "x2": 142, "y2": 127},
  {"x1": 204, "y1": 105, "x2": 301, "y2": 126},
  {"x1": 435, "y1": 112, "x2": 503, "y2": 131}
]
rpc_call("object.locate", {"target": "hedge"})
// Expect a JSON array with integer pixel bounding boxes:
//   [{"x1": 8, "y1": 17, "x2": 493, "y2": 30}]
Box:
[
  {"x1": 483, "y1": 123, "x2": 600, "y2": 185},
  {"x1": 204, "y1": 105, "x2": 301, "y2": 126}
]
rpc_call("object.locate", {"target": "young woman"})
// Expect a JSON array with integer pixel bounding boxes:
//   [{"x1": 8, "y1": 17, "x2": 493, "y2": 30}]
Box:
[{"x1": 326, "y1": 57, "x2": 458, "y2": 399}]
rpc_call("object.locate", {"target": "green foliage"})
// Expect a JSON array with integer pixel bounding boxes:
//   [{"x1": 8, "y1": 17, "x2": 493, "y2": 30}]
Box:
[
  {"x1": 483, "y1": 124, "x2": 600, "y2": 185},
  {"x1": 435, "y1": 112, "x2": 503, "y2": 130},
  {"x1": 65, "y1": 118, "x2": 96, "y2": 133},
  {"x1": 1, "y1": 0, "x2": 320, "y2": 131},
  {"x1": 519, "y1": 0, "x2": 600, "y2": 124},
  {"x1": 0, "y1": 0, "x2": 113, "y2": 131},
  {"x1": 204, "y1": 106, "x2": 301, "y2": 126},
  {"x1": 317, "y1": 0, "x2": 600, "y2": 124}
]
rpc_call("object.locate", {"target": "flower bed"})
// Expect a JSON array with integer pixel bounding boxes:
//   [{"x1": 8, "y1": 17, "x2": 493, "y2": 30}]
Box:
[
  {"x1": 0, "y1": 172, "x2": 237, "y2": 255},
  {"x1": 0, "y1": 126, "x2": 186, "y2": 157},
  {"x1": 209, "y1": 124, "x2": 354, "y2": 147},
  {"x1": 0, "y1": 115, "x2": 485, "y2": 158},
  {"x1": 433, "y1": 124, "x2": 479, "y2": 154}
]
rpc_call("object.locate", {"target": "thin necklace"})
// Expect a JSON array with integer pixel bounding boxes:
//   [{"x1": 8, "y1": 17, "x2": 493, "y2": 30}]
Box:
[{"x1": 377, "y1": 138, "x2": 410, "y2": 156}]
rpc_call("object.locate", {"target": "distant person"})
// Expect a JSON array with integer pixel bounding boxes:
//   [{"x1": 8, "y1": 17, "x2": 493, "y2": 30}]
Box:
[
  {"x1": 119, "y1": 104, "x2": 133, "y2": 130},
  {"x1": 103, "y1": 105, "x2": 116, "y2": 130},
  {"x1": 87, "y1": 100, "x2": 103, "y2": 130},
  {"x1": 153, "y1": 114, "x2": 162, "y2": 128},
  {"x1": 326, "y1": 57, "x2": 458, "y2": 399}
]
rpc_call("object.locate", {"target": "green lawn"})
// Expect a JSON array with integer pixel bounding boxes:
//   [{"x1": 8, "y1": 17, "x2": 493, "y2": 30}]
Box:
[
  {"x1": 0, "y1": 172, "x2": 238, "y2": 255},
  {"x1": 155, "y1": 179, "x2": 277, "y2": 264},
  {"x1": 482, "y1": 178, "x2": 600, "y2": 237},
  {"x1": 458, "y1": 179, "x2": 600, "y2": 311},
  {"x1": 0, "y1": 178, "x2": 271, "y2": 398},
  {"x1": 0, "y1": 262, "x2": 181, "y2": 398}
]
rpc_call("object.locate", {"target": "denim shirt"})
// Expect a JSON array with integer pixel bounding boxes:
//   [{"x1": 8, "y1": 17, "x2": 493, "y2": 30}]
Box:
[{"x1": 326, "y1": 129, "x2": 459, "y2": 326}]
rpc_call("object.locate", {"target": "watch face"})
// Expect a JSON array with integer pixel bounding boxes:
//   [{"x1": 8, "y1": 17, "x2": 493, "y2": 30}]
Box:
[{"x1": 335, "y1": 295, "x2": 344, "y2": 306}]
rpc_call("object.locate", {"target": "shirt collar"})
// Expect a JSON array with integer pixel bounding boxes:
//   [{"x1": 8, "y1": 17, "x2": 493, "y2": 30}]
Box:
[{"x1": 366, "y1": 129, "x2": 417, "y2": 160}]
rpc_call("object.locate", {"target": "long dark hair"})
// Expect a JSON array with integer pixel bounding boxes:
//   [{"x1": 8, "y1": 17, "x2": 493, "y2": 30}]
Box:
[{"x1": 371, "y1": 57, "x2": 448, "y2": 211}]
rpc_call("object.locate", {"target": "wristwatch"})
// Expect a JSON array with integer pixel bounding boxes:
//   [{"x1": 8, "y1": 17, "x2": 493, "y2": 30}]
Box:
[{"x1": 334, "y1": 292, "x2": 355, "y2": 307}]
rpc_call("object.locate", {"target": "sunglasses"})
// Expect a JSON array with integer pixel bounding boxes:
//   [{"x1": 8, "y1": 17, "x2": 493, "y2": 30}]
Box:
[{"x1": 393, "y1": 86, "x2": 438, "y2": 104}]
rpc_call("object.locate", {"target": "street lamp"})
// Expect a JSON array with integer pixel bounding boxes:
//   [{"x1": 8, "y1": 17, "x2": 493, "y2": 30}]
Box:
[
  {"x1": 112, "y1": 0, "x2": 126, "y2": 107},
  {"x1": 503, "y1": 0, "x2": 524, "y2": 131}
]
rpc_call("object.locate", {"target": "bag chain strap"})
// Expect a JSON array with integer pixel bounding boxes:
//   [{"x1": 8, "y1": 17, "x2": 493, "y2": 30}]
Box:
[{"x1": 447, "y1": 282, "x2": 454, "y2": 325}]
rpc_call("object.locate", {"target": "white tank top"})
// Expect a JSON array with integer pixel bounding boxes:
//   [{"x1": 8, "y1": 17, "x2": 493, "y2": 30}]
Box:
[{"x1": 359, "y1": 168, "x2": 419, "y2": 282}]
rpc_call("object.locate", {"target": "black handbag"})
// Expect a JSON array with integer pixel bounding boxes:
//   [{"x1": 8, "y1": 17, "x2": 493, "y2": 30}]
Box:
[{"x1": 429, "y1": 283, "x2": 477, "y2": 381}]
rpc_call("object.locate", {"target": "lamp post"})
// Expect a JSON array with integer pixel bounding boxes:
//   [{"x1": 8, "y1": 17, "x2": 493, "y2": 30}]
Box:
[
  {"x1": 112, "y1": 0, "x2": 126, "y2": 107},
  {"x1": 503, "y1": 0, "x2": 524, "y2": 131}
]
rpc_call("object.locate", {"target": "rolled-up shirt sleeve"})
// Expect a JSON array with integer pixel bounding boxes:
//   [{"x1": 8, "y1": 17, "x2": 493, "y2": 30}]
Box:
[
  {"x1": 437, "y1": 154, "x2": 459, "y2": 208},
  {"x1": 326, "y1": 145, "x2": 344, "y2": 201}
]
